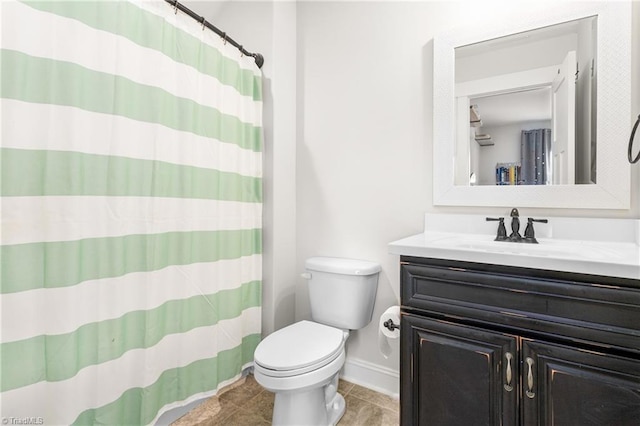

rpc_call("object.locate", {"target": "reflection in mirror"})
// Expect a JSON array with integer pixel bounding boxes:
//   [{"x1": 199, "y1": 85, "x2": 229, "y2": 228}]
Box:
[
  {"x1": 470, "y1": 87, "x2": 552, "y2": 186},
  {"x1": 454, "y1": 16, "x2": 597, "y2": 187}
]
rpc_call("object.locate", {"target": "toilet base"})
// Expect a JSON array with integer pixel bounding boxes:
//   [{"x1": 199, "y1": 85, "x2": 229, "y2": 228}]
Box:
[
  {"x1": 326, "y1": 391, "x2": 346, "y2": 426},
  {"x1": 253, "y1": 342, "x2": 347, "y2": 425},
  {"x1": 271, "y1": 373, "x2": 345, "y2": 426}
]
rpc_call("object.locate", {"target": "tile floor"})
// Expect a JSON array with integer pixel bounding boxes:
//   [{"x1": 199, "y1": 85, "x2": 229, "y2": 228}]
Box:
[{"x1": 172, "y1": 374, "x2": 399, "y2": 426}]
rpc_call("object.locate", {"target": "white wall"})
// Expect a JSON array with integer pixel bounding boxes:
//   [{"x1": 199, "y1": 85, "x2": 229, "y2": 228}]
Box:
[
  {"x1": 187, "y1": 0, "x2": 640, "y2": 397},
  {"x1": 296, "y1": 1, "x2": 449, "y2": 391}
]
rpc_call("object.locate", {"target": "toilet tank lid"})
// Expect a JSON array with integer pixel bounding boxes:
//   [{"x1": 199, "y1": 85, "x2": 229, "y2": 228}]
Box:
[{"x1": 305, "y1": 257, "x2": 381, "y2": 275}]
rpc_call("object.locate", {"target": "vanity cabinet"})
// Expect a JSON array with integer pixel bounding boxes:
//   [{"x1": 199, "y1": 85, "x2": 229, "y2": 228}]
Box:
[{"x1": 400, "y1": 256, "x2": 640, "y2": 426}]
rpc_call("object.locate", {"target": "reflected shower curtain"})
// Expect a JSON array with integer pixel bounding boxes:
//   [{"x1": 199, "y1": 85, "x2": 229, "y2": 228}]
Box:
[
  {"x1": 520, "y1": 128, "x2": 552, "y2": 185},
  {"x1": 0, "y1": 1, "x2": 262, "y2": 424}
]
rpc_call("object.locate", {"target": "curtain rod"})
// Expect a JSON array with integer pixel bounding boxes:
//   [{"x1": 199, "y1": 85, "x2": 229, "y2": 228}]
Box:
[{"x1": 164, "y1": 0, "x2": 264, "y2": 69}]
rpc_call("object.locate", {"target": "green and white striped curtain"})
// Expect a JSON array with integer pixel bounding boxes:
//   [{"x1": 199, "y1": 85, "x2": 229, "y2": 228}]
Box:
[{"x1": 1, "y1": 1, "x2": 262, "y2": 424}]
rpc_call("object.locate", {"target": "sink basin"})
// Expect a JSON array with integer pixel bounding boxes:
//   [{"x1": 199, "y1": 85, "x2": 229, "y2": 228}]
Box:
[
  {"x1": 388, "y1": 214, "x2": 640, "y2": 280},
  {"x1": 430, "y1": 235, "x2": 626, "y2": 261}
]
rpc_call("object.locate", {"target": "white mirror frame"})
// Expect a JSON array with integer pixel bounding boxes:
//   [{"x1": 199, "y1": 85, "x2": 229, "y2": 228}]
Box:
[{"x1": 433, "y1": 2, "x2": 631, "y2": 209}]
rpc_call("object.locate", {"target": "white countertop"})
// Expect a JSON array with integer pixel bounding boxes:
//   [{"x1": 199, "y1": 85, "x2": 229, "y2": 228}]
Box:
[{"x1": 389, "y1": 214, "x2": 640, "y2": 281}]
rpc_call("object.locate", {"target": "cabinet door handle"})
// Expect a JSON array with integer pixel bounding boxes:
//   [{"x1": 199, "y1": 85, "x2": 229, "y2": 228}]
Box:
[
  {"x1": 504, "y1": 352, "x2": 513, "y2": 392},
  {"x1": 525, "y1": 357, "x2": 535, "y2": 399}
]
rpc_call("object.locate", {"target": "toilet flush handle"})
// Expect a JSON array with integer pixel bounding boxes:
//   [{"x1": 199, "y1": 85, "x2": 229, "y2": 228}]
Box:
[{"x1": 300, "y1": 272, "x2": 312, "y2": 280}]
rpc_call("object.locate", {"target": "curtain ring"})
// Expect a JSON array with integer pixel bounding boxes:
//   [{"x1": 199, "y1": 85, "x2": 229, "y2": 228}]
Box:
[
  {"x1": 239, "y1": 46, "x2": 243, "y2": 57},
  {"x1": 174, "y1": 1, "x2": 178, "y2": 14},
  {"x1": 201, "y1": 17, "x2": 206, "y2": 30},
  {"x1": 629, "y1": 114, "x2": 640, "y2": 164},
  {"x1": 221, "y1": 33, "x2": 227, "y2": 44}
]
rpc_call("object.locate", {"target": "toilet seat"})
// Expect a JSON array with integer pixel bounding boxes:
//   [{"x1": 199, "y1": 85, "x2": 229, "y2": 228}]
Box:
[{"x1": 254, "y1": 320, "x2": 346, "y2": 378}]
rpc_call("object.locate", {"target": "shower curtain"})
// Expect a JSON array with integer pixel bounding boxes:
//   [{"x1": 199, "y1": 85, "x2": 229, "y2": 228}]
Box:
[
  {"x1": 0, "y1": 1, "x2": 262, "y2": 424},
  {"x1": 520, "y1": 128, "x2": 552, "y2": 185}
]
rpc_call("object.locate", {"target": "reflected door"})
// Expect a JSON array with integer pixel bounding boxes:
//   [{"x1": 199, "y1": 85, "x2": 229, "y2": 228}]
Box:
[{"x1": 552, "y1": 50, "x2": 577, "y2": 185}]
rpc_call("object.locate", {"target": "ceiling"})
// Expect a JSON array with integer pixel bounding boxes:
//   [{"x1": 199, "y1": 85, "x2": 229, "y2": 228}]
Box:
[{"x1": 471, "y1": 86, "x2": 552, "y2": 128}]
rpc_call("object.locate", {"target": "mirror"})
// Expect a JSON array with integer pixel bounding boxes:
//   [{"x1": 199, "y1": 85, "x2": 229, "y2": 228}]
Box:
[
  {"x1": 455, "y1": 16, "x2": 596, "y2": 187},
  {"x1": 433, "y1": 2, "x2": 631, "y2": 209}
]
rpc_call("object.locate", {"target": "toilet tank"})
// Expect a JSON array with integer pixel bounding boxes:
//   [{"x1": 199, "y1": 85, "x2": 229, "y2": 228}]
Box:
[{"x1": 304, "y1": 257, "x2": 380, "y2": 330}]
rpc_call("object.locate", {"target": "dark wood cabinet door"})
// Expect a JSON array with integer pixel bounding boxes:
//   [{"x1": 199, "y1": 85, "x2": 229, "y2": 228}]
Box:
[
  {"x1": 401, "y1": 314, "x2": 518, "y2": 426},
  {"x1": 522, "y1": 340, "x2": 640, "y2": 426}
]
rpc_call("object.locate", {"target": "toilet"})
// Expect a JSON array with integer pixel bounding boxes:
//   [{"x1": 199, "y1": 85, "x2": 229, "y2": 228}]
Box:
[{"x1": 253, "y1": 257, "x2": 381, "y2": 426}]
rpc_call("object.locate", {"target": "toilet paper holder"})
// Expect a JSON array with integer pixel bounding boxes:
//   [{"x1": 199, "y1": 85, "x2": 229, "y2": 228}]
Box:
[{"x1": 383, "y1": 319, "x2": 399, "y2": 331}]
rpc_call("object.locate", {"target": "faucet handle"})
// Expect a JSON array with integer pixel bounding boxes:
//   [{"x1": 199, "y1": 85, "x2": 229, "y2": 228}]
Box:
[
  {"x1": 486, "y1": 217, "x2": 508, "y2": 241},
  {"x1": 524, "y1": 218, "x2": 548, "y2": 243},
  {"x1": 529, "y1": 218, "x2": 548, "y2": 224}
]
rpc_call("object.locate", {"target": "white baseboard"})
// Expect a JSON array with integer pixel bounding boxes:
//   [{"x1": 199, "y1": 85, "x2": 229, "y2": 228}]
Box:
[{"x1": 340, "y1": 357, "x2": 399, "y2": 400}]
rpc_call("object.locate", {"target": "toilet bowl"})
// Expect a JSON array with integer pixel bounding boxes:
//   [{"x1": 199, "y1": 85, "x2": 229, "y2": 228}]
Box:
[
  {"x1": 253, "y1": 257, "x2": 381, "y2": 426},
  {"x1": 254, "y1": 321, "x2": 348, "y2": 425}
]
